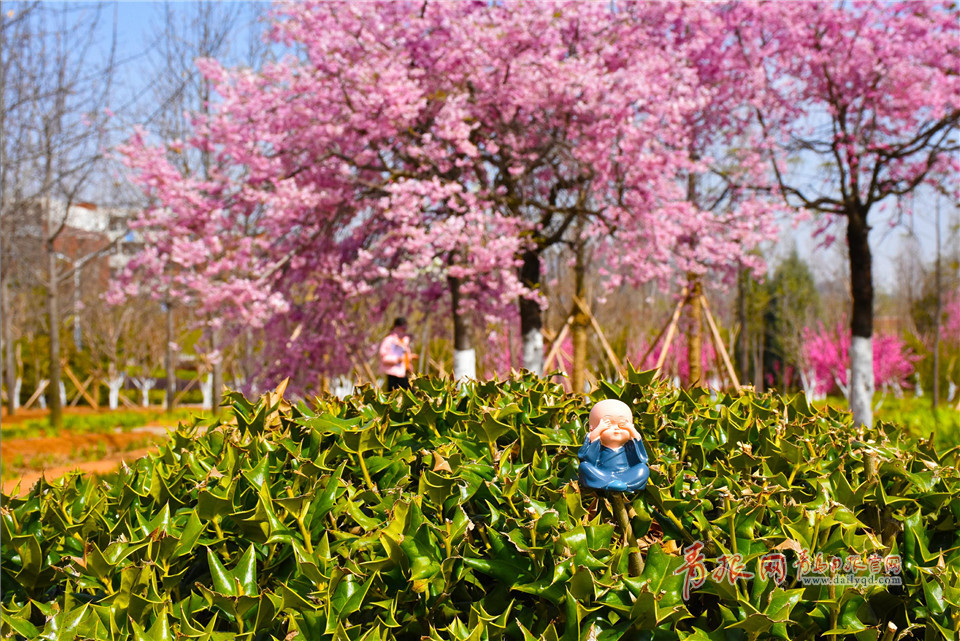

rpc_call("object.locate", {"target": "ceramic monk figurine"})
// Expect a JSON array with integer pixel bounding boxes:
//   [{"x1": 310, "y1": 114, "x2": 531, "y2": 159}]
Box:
[{"x1": 578, "y1": 399, "x2": 650, "y2": 492}]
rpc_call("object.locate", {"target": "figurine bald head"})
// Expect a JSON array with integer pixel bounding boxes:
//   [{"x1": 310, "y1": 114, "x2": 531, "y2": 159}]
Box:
[
  {"x1": 588, "y1": 399, "x2": 634, "y2": 449},
  {"x1": 579, "y1": 398, "x2": 649, "y2": 492}
]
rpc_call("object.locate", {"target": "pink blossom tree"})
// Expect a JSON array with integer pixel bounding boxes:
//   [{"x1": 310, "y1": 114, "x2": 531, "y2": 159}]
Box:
[
  {"x1": 735, "y1": 1, "x2": 960, "y2": 425},
  {"x1": 117, "y1": 1, "x2": 752, "y2": 391},
  {"x1": 629, "y1": 2, "x2": 780, "y2": 386}
]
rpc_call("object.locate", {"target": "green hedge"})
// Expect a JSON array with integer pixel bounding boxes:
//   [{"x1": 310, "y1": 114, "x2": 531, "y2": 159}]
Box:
[{"x1": 2, "y1": 371, "x2": 958, "y2": 639}]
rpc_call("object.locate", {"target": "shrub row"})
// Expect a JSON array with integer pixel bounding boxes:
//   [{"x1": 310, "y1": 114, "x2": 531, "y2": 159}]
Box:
[{"x1": 2, "y1": 370, "x2": 958, "y2": 639}]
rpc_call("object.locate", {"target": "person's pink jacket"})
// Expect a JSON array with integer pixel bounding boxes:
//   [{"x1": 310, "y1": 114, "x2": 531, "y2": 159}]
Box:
[{"x1": 379, "y1": 333, "x2": 408, "y2": 377}]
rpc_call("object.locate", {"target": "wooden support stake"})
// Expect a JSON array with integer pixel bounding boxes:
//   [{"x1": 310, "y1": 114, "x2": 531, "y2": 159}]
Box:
[
  {"x1": 23, "y1": 380, "x2": 49, "y2": 410},
  {"x1": 117, "y1": 390, "x2": 138, "y2": 409},
  {"x1": 655, "y1": 297, "x2": 686, "y2": 374},
  {"x1": 574, "y1": 295, "x2": 625, "y2": 378},
  {"x1": 174, "y1": 371, "x2": 203, "y2": 406},
  {"x1": 554, "y1": 345, "x2": 572, "y2": 391},
  {"x1": 63, "y1": 364, "x2": 99, "y2": 409},
  {"x1": 699, "y1": 294, "x2": 741, "y2": 392},
  {"x1": 360, "y1": 358, "x2": 378, "y2": 386},
  {"x1": 641, "y1": 289, "x2": 688, "y2": 372},
  {"x1": 543, "y1": 316, "x2": 573, "y2": 372},
  {"x1": 428, "y1": 357, "x2": 448, "y2": 378},
  {"x1": 67, "y1": 377, "x2": 90, "y2": 408},
  {"x1": 585, "y1": 367, "x2": 598, "y2": 388},
  {"x1": 551, "y1": 345, "x2": 598, "y2": 390},
  {"x1": 347, "y1": 352, "x2": 377, "y2": 387},
  {"x1": 418, "y1": 325, "x2": 429, "y2": 375}
]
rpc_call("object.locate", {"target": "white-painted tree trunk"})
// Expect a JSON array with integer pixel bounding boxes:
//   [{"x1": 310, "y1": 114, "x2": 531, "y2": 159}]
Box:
[
  {"x1": 333, "y1": 376, "x2": 354, "y2": 399},
  {"x1": 849, "y1": 336, "x2": 874, "y2": 427},
  {"x1": 138, "y1": 378, "x2": 155, "y2": 407},
  {"x1": 107, "y1": 374, "x2": 125, "y2": 411},
  {"x1": 834, "y1": 369, "x2": 851, "y2": 401},
  {"x1": 12, "y1": 377, "x2": 20, "y2": 412},
  {"x1": 800, "y1": 370, "x2": 825, "y2": 402},
  {"x1": 889, "y1": 381, "x2": 903, "y2": 400},
  {"x1": 453, "y1": 348, "x2": 476, "y2": 381},
  {"x1": 914, "y1": 373, "x2": 924, "y2": 397},
  {"x1": 201, "y1": 374, "x2": 213, "y2": 410},
  {"x1": 522, "y1": 329, "x2": 543, "y2": 376},
  {"x1": 59, "y1": 380, "x2": 66, "y2": 406}
]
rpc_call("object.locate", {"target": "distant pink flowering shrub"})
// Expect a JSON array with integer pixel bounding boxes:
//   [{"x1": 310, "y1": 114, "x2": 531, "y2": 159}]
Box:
[
  {"x1": 801, "y1": 321, "x2": 920, "y2": 396},
  {"x1": 943, "y1": 294, "x2": 960, "y2": 343}
]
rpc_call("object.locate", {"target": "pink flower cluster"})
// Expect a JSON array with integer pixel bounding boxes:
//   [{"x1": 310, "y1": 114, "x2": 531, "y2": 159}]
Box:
[
  {"x1": 112, "y1": 1, "x2": 958, "y2": 391},
  {"x1": 801, "y1": 321, "x2": 920, "y2": 396}
]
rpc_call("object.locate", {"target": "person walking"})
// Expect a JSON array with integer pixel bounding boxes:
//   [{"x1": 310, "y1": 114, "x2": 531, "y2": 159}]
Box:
[{"x1": 380, "y1": 317, "x2": 415, "y2": 391}]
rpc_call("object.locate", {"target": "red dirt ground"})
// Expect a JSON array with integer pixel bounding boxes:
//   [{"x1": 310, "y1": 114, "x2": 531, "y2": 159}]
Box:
[
  {"x1": 1, "y1": 446, "x2": 159, "y2": 496},
  {"x1": 1, "y1": 407, "x2": 174, "y2": 497}
]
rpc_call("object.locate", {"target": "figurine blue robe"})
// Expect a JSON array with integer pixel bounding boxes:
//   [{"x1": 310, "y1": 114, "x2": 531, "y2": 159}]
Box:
[{"x1": 578, "y1": 436, "x2": 649, "y2": 492}]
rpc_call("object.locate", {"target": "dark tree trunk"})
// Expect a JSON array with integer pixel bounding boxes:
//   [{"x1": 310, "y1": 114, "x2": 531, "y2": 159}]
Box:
[
  {"x1": 737, "y1": 268, "x2": 749, "y2": 386},
  {"x1": 687, "y1": 277, "x2": 703, "y2": 387},
  {"x1": 2, "y1": 276, "x2": 16, "y2": 415},
  {"x1": 166, "y1": 302, "x2": 177, "y2": 412},
  {"x1": 755, "y1": 334, "x2": 764, "y2": 393},
  {"x1": 211, "y1": 325, "x2": 222, "y2": 416},
  {"x1": 847, "y1": 206, "x2": 875, "y2": 427},
  {"x1": 47, "y1": 241, "x2": 62, "y2": 429},
  {"x1": 519, "y1": 249, "x2": 543, "y2": 374},
  {"x1": 449, "y1": 276, "x2": 470, "y2": 352},
  {"x1": 449, "y1": 274, "x2": 474, "y2": 379},
  {"x1": 571, "y1": 244, "x2": 588, "y2": 393},
  {"x1": 932, "y1": 200, "x2": 942, "y2": 409}
]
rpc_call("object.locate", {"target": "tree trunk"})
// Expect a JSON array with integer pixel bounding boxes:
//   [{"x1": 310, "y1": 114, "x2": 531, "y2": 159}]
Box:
[
  {"x1": 519, "y1": 249, "x2": 543, "y2": 375},
  {"x1": 0, "y1": 12, "x2": 10, "y2": 417},
  {"x1": 755, "y1": 334, "x2": 764, "y2": 393},
  {"x1": 107, "y1": 362, "x2": 123, "y2": 410},
  {"x1": 47, "y1": 241, "x2": 62, "y2": 429},
  {"x1": 847, "y1": 207, "x2": 874, "y2": 427},
  {"x1": 246, "y1": 328, "x2": 258, "y2": 396},
  {"x1": 449, "y1": 275, "x2": 476, "y2": 380},
  {"x1": 737, "y1": 268, "x2": 749, "y2": 385},
  {"x1": 687, "y1": 277, "x2": 703, "y2": 387},
  {"x1": 932, "y1": 198, "x2": 942, "y2": 409},
  {"x1": 571, "y1": 243, "x2": 588, "y2": 393},
  {"x1": 2, "y1": 276, "x2": 17, "y2": 415},
  {"x1": 571, "y1": 312, "x2": 588, "y2": 392},
  {"x1": 165, "y1": 302, "x2": 177, "y2": 412},
  {"x1": 140, "y1": 377, "x2": 154, "y2": 407},
  {"x1": 211, "y1": 324, "x2": 223, "y2": 416}
]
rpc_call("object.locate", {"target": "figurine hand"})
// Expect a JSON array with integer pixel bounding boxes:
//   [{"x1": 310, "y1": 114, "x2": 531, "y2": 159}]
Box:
[
  {"x1": 587, "y1": 420, "x2": 608, "y2": 442},
  {"x1": 625, "y1": 422, "x2": 641, "y2": 441}
]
